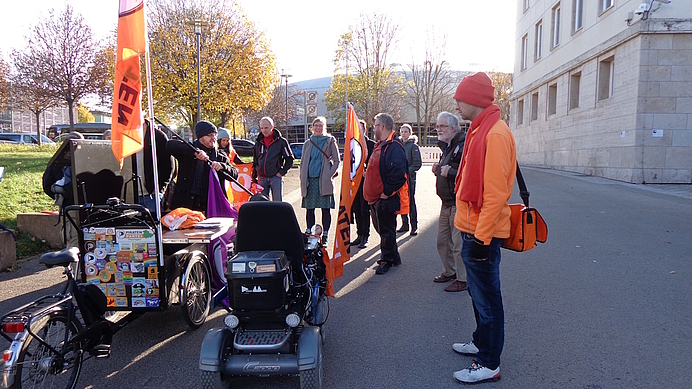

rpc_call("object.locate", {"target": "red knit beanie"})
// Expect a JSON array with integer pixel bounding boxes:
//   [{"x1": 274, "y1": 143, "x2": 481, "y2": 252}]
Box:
[{"x1": 453, "y1": 72, "x2": 495, "y2": 108}]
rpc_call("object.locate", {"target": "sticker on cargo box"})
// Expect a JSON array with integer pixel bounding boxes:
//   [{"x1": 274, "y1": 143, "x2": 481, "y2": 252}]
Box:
[
  {"x1": 256, "y1": 264, "x2": 276, "y2": 273},
  {"x1": 232, "y1": 262, "x2": 246, "y2": 273}
]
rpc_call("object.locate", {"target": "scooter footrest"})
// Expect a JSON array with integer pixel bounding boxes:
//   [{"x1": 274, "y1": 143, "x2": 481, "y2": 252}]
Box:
[{"x1": 234, "y1": 329, "x2": 290, "y2": 351}]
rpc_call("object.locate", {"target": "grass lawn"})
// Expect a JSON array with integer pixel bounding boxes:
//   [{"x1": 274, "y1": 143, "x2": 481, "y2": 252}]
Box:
[{"x1": 0, "y1": 144, "x2": 59, "y2": 259}]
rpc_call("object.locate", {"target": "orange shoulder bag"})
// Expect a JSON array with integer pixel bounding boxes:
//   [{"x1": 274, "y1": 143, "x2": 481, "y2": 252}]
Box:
[{"x1": 502, "y1": 164, "x2": 548, "y2": 252}]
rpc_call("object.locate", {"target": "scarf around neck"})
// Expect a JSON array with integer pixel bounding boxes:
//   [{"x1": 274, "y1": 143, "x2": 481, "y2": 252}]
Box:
[{"x1": 455, "y1": 104, "x2": 502, "y2": 213}]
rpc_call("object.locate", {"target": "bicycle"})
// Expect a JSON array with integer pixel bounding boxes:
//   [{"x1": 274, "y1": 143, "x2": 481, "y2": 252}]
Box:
[{"x1": 1, "y1": 201, "x2": 152, "y2": 389}]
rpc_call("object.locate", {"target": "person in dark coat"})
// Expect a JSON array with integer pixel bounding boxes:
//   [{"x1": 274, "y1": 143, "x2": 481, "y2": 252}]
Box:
[
  {"x1": 432, "y1": 111, "x2": 468, "y2": 293},
  {"x1": 251, "y1": 116, "x2": 294, "y2": 201},
  {"x1": 167, "y1": 120, "x2": 237, "y2": 214}
]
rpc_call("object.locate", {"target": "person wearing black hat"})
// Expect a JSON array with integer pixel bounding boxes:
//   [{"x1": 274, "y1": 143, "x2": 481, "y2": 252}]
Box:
[{"x1": 166, "y1": 120, "x2": 238, "y2": 213}]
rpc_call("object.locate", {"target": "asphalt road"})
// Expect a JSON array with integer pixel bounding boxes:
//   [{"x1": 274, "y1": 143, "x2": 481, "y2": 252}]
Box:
[{"x1": 1, "y1": 166, "x2": 691, "y2": 388}]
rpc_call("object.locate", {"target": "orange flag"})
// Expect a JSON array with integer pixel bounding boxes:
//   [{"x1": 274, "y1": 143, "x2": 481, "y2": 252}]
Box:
[
  {"x1": 332, "y1": 104, "x2": 367, "y2": 279},
  {"x1": 111, "y1": 0, "x2": 147, "y2": 166},
  {"x1": 225, "y1": 162, "x2": 255, "y2": 209}
]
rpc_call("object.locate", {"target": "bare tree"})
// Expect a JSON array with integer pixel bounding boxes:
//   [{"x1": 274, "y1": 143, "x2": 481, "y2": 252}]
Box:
[
  {"x1": 400, "y1": 33, "x2": 463, "y2": 146},
  {"x1": 11, "y1": 51, "x2": 60, "y2": 145},
  {"x1": 18, "y1": 5, "x2": 110, "y2": 133},
  {"x1": 326, "y1": 13, "x2": 404, "y2": 128}
]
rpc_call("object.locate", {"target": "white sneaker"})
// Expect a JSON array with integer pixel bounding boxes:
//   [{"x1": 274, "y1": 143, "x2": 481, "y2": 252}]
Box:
[
  {"x1": 453, "y1": 361, "x2": 500, "y2": 384},
  {"x1": 452, "y1": 341, "x2": 479, "y2": 355}
]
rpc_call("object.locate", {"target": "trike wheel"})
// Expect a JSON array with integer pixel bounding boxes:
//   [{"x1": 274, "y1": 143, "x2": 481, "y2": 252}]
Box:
[
  {"x1": 200, "y1": 370, "x2": 230, "y2": 389},
  {"x1": 299, "y1": 333, "x2": 323, "y2": 389},
  {"x1": 180, "y1": 254, "x2": 211, "y2": 329},
  {"x1": 11, "y1": 310, "x2": 83, "y2": 389}
]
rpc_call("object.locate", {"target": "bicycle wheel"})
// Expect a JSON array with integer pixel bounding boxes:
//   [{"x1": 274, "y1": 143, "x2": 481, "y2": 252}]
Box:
[
  {"x1": 180, "y1": 255, "x2": 211, "y2": 329},
  {"x1": 11, "y1": 310, "x2": 83, "y2": 389}
]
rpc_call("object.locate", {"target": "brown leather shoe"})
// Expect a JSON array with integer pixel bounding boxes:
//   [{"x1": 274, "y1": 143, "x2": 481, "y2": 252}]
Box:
[
  {"x1": 444, "y1": 280, "x2": 468, "y2": 292},
  {"x1": 433, "y1": 273, "x2": 456, "y2": 283}
]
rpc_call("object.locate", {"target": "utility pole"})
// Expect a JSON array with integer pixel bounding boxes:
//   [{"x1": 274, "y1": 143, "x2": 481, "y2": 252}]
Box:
[{"x1": 280, "y1": 69, "x2": 292, "y2": 134}]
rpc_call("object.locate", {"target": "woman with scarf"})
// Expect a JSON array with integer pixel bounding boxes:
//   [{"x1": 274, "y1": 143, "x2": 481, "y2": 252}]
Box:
[
  {"x1": 299, "y1": 116, "x2": 341, "y2": 244},
  {"x1": 167, "y1": 120, "x2": 238, "y2": 214}
]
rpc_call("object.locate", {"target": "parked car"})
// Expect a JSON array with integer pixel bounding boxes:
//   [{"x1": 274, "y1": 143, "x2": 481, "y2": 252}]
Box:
[
  {"x1": 53, "y1": 132, "x2": 104, "y2": 143},
  {"x1": 231, "y1": 138, "x2": 255, "y2": 157},
  {"x1": 0, "y1": 133, "x2": 55, "y2": 145},
  {"x1": 290, "y1": 142, "x2": 304, "y2": 159}
]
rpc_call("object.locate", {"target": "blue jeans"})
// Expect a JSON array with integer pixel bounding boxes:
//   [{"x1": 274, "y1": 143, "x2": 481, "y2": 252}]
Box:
[
  {"x1": 461, "y1": 233, "x2": 504, "y2": 370},
  {"x1": 258, "y1": 175, "x2": 283, "y2": 202},
  {"x1": 140, "y1": 193, "x2": 163, "y2": 216}
]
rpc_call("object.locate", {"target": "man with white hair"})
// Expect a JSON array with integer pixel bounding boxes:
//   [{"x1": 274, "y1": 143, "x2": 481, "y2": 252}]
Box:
[{"x1": 432, "y1": 111, "x2": 467, "y2": 293}]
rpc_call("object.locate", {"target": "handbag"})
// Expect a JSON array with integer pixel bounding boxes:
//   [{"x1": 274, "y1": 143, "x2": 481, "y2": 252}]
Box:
[{"x1": 502, "y1": 164, "x2": 548, "y2": 252}]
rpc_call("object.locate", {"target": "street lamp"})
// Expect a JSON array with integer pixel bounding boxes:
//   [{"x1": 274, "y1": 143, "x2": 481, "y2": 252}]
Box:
[
  {"x1": 280, "y1": 69, "x2": 292, "y2": 133},
  {"x1": 186, "y1": 19, "x2": 208, "y2": 126}
]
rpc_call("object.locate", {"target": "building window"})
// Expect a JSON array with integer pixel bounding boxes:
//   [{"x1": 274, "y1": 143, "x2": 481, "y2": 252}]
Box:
[
  {"x1": 548, "y1": 83, "x2": 557, "y2": 116},
  {"x1": 535, "y1": 21, "x2": 543, "y2": 61},
  {"x1": 521, "y1": 34, "x2": 529, "y2": 70},
  {"x1": 524, "y1": 0, "x2": 530, "y2": 12},
  {"x1": 600, "y1": 0, "x2": 613, "y2": 13},
  {"x1": 517, "y1": 99, "x2": 525, "y2": 125},
  {"x1": 531, "y1": 92, "x2": 539, "y2": 121},
  {"x1": 551, "y1": 4, "x2": 561, "y2": 49},
  {"x1": 598, "y1": 56, "x2": 615, "y2": 101},
  {"x1": 569, "y1": 72, "x2": 581, "y2": 109},
  {"x1": 572, "y1": 0, "x2": 583, "y2": 33}
]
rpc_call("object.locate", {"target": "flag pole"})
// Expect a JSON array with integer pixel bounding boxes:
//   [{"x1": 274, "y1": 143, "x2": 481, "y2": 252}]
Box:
[{"x1": 142, "y1": 0, "x2": 164, "y2": 266}]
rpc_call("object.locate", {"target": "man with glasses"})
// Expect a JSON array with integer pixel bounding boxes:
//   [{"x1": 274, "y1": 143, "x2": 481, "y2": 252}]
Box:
[
  {"x1": 252, "y1": 116, "x2": 294, "y2": 201},
  {"x1": 167, "y1": 120, "x2": 238, "y2": 213},
  {"x1": 431, "y1": 112, "x2": 468, "y2": 293},
  {"x1": 363, "y1": 113, "x2": 408, "y2": 275}
]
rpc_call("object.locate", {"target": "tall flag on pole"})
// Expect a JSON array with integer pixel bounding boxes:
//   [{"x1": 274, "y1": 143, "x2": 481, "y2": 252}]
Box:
[
  {"x1": 332, "y1": 104, "x2": 367, "y2": 279},
  {"x1": 112, "y1": 0, "x2": 147, "y2": 167}
]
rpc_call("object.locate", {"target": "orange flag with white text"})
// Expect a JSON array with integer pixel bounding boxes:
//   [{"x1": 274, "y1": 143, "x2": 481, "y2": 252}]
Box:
[
  {"x1": 111, "y1": 0, "x2": 147, "y2": 166},
  {"x1": 332, "y1": 104, "x2": 367, "y2": 279}
]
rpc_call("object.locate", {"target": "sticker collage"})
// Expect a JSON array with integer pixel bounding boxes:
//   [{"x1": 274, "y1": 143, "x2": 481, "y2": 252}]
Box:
[{"x1": 82, "y1": 227, "x2": 160, "y2": 309}]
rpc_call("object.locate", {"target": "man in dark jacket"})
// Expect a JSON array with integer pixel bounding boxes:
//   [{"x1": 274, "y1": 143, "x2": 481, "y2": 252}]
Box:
[
  {"x1": 432, "y1": 111, "x2": 468, "y2": 293},
  {"x1": 167, "y1": 120, "x2": 237, "y2": 213},
  {"x1": 363, "y1": 113, "x2": 408, "y2": 275},
  {"x1": 397, "y1": 123, "x2": 422, "y2": 235},
  {"x1": 252, "y1": 116, "x2": 294, "y2": 201}
]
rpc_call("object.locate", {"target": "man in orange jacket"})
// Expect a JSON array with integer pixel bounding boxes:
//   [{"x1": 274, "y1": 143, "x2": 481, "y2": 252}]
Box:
[{"x1": 450, "y1": 72, "x2": 516, "y2": 384}]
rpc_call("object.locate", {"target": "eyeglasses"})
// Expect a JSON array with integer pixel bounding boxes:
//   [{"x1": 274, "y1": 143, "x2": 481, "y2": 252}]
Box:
[{"x1": 435, "y1": 124, "x2": 450, "y2": 130}]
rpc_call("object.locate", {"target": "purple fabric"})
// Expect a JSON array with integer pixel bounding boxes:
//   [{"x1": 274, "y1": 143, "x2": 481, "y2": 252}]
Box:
[{"x1": 207, "y1": 169, "x2": 238, "y2": 295}]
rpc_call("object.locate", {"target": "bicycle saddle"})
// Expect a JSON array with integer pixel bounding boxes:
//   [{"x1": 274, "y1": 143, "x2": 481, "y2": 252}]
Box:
[{"x1": 39, "y1": 246, "x2": 80, "y2": 268}]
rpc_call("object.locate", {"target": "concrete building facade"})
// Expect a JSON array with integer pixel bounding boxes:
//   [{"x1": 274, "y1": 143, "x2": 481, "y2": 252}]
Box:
[{"x1": 511, "y1": 0, "x2": 692, "y2": 183}]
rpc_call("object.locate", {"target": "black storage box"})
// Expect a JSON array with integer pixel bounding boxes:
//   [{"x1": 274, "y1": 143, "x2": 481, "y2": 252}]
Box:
[{"x1": 226, "y1": 250, "x2": 290, "y2": 311}]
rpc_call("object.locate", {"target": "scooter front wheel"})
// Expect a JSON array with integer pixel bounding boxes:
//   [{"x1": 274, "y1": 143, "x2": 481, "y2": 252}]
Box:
[
  {"x1": 9, "y1": 310, "x2": 83, "y2": 389},
  {"x1": 200, "y1": 370, "x2": 230, "y2": 389}
]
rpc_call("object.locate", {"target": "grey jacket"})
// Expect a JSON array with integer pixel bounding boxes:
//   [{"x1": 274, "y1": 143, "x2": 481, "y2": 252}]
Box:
[
  {"x1": 299, "y1": 134, "x2": 341, "y2": 197},
  {"x1": 402, "y1": 135, "x2": 422, "y2": 184}
]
